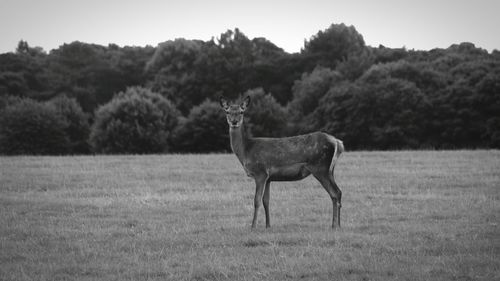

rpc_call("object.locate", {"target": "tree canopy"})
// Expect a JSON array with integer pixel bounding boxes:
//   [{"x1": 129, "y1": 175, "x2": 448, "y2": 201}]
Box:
[
  {"x1": 1, "y1": 24, "x2": 499, "y2": 154},
  {"x1": 89, "y1": 87, "x2": 179, "y2": 154}
]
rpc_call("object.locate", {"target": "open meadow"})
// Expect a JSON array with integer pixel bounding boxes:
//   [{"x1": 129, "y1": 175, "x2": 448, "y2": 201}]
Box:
[{"x1": 0, "y1": 151, "x2": 499, "y2": 281}]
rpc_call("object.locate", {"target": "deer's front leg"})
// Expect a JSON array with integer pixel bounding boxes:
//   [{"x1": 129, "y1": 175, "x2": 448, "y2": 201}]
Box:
[{"x1": 251, "y1": 175, "x2": 268, "y2": 228}]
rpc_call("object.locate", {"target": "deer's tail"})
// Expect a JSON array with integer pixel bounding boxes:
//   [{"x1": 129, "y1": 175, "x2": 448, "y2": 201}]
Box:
[{"x1": 327, "y1": 135, "x2": 344, "y2": 178}]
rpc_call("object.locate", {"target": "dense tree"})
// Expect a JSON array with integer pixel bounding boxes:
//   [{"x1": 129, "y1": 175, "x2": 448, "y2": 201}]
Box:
[
  {"x1": 89, "y1": 87, "x2": 179, "y2": 154},
  {"x1": 147, "y1": 29, "x2": 291, "y2": 114},
  {"x1": 48, "y1": 96, "x2": 90, "y2": 153},
  {"x1": 360, "y1": 60, "x2": 448, "y2": 95},
  {"x1": 303, "y1": 23, "x2": 366, "y2": 69},
  {"x1": 430, "y1": 60, "x2": 500, "y2": 148},
  {"x1": 243, "y1": 88, "x2": 287, "y2": 137},
  {"x1": 0, "y1": 71, "x2": 30, "y2": 97},
  {"x1": 335, "y1": 48, "x2": 375, "y2": 81},
  {"x1": 172, "y1": 100, "x2": 229, "y2": 152},
  {"x1": 312, "y1": 77, "x2": 430, "y2": 150},
  {"x1": 1, "y1": 24, "x2": 500, "y2": 154},
  {"x1": 0, "y1": 47, "x2": 48, "y2": 99},
  {"x1": 371, "y1": 45, "x2": 408, "y2": 64},
  {"x1": 147, "y1": 39, "x2": 205, "y2": 114},
  {"x1": 288, "y1": 66, "x2": 342, "y2": 133},
  {"x1": 244, "y1": 53, "x2": 304, "y2": 105},
  {"x1": 476, "y1": 71, "x2": 500, "y2": 147},
  {"x1": 0, "y1": 99, "x2": 70, "y2": 155},
  {"x1": 44, "y1": 41, "x2": 153, "y2": 112}
]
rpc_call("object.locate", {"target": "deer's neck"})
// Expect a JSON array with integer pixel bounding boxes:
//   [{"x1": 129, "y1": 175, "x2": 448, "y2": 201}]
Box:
[{"x1": 229, "y1": 124, "x2": 249, "y2": 164}]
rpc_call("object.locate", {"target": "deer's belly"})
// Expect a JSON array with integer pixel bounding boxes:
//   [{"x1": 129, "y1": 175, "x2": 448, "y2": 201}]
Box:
[{"x1": 268, "y1": 163, "x2": 311, "y2": 181}]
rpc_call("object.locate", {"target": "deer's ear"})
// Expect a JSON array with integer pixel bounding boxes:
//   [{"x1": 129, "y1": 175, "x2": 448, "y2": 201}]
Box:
[
  {"x1": 240, "y1": 96, "x2": 251, "y2": 111},
  {"x1": 219, "y1": 97, "x2": 229, "y2": 111}
]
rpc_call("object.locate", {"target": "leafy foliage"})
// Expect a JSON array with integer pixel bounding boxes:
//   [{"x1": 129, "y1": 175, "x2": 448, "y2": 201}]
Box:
[
  {"x1": 317, "y1": 78, "x2": 429, "y2": 150},
  {"x1": 0, "y1": 99, "x2": 70, "y2": 155},
  {"x1": 303, "y1": 23, "x2": 366, "y2": 69},
  {"x1": 1, "y1": 24, "x2": 500, "y2": 154},
  {"x1": 243, "y1": 88, "x2": 287, "y2": 137},
  {"x1": 172, "y1": 100, "x2": 229, "y2": 153},
  {"x1": 89, "y1": 87, "x2": 179, "y2": 154},
  {"x1": 288, "y1": 66, "x2": 342, "y2": 134},
  {"x1": 47, "y1": 96, "x2": 90, "y2": 153}
]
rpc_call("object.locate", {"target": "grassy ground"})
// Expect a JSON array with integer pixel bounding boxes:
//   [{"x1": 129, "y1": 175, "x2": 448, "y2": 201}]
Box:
[{"x1": 0, "y1": 151, "x2": 499, "y2": 281}]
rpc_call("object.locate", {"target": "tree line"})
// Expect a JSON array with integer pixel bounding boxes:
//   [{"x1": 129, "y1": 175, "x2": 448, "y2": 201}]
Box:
[{"x1": 1, "y1": 23, "x2": 499, "y2": 154}]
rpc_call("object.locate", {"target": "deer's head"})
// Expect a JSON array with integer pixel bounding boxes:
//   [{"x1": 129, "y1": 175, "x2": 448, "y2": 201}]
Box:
[{"x1": 220, "y1": 96, "x2": 250, "y2": 128}]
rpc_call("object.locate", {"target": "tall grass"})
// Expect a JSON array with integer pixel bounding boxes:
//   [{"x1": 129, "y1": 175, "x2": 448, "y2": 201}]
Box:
[{"x1": 1, "y1": 151, "x2": 499, "y2": 280}]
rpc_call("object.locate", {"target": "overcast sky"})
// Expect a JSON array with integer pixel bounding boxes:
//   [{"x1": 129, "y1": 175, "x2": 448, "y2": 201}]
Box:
[{"x1": 0, "y1": 0, "x2": 499, "y2": 54}]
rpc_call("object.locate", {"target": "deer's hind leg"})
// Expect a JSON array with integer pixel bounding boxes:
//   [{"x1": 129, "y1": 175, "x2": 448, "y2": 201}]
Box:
[
  {"x1": 312, "y1": 169, "x2": 342, "y2": 229},
  {"x1": 262, "y1": 179, "x2": 271, "y2": 228}
]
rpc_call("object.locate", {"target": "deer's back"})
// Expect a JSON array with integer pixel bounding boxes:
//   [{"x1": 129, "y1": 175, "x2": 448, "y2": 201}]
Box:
[{"x1": 245, "y1": 132, "x2": 336, "y2": 170}]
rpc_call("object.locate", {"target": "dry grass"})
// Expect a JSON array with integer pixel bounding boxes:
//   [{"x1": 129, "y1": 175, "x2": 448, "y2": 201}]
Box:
[{"x1": 0, "y1": 151, "x2": 499, "y2": 280}]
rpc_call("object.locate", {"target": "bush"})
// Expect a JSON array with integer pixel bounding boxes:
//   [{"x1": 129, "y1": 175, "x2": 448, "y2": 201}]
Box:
[
  {"x1": 313, "y1": 77, "x2": 430, "y2": 150},
  {"x1": 244, "y1": 88, "x2": 287, "y2": 137},
  {"x1": 288, "y1": 66, "x2": 341, "y2": 119},
  {"x1": 0, "y1": 99, "x2": 70, "y2": 155},
  {"x1": 287, "y1": 66, "x2": 342, "y2": 134},
  {"x1": 89, "y1": 87, "x2": 179, "y2": 154},
  {"x1": 172, "y1": 100, "x2": 229, "y2": 153},
  {"x1": 48, "y1": 96, "x2": 90, "y2": 153}
]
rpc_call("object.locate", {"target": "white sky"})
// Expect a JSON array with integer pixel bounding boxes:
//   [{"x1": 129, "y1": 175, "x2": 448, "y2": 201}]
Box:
[{"x1": 0, "y1": 0, "x2": 499, "y2": 54}]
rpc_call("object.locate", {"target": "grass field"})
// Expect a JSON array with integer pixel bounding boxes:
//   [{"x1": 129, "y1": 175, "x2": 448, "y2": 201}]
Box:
[{"x1": 0, "y1": 151, "x2": 499, "y2": 281}]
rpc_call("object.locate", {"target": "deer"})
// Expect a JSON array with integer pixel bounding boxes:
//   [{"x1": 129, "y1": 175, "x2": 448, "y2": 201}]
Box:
[{"x1": 220, "y1": 96, "x2": 344, "y2": 229}]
